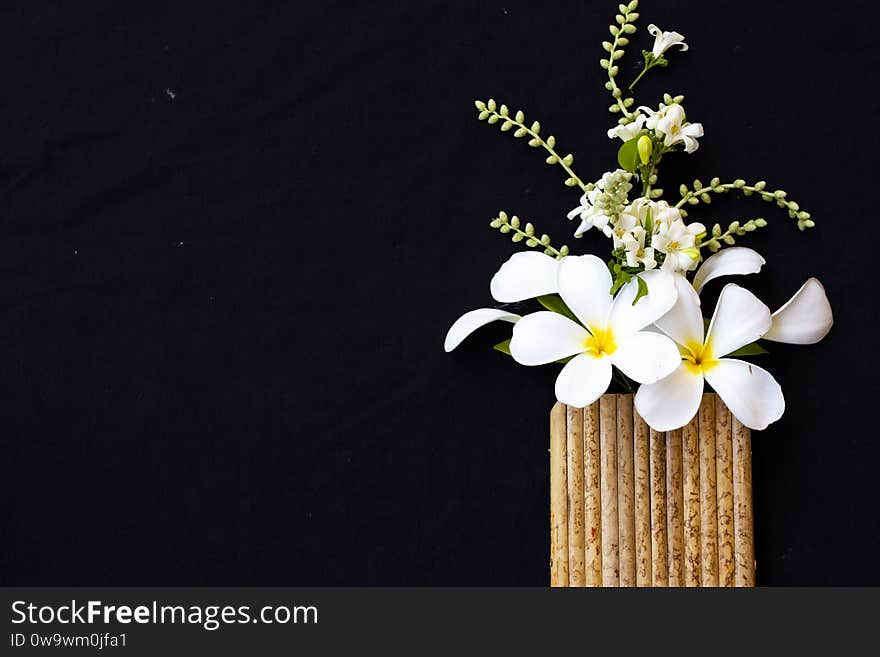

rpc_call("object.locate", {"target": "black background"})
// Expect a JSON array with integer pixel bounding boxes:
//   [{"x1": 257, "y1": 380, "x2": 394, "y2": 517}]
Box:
[{"x1": 1, "y1": 0, "x2": 878, "y2": 585}]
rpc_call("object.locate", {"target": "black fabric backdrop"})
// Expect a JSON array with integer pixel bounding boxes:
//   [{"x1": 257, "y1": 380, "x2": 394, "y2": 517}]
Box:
[{"x1": 1, "y1": 0, "x2": 878, "y2": 585}]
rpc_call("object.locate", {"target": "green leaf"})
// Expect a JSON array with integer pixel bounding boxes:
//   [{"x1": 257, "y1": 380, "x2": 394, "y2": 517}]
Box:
[
  {"x1": 493, "y1": 339, "x2": 512, "y2": 356},
  {"x1": 617, "y1": 137, "x2": 640, "y2": 173},
  {"x1": 610, "y1": 270, "x2": 632, "y2": 295},
  {"x1": 537, "y1": 294, "x2": 580, "y2": 324},
  {"x1": 632, "y1": 275, "x2": 649, "y2": 305},
  {"x1": 725, "y1": 341, "x2": 769, "y2": 358}
]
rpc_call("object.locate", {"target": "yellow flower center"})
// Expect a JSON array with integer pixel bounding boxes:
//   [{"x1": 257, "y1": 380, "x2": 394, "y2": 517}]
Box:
[
  {"x1": 584, "y1": 327, "x2": 617, "y2": 357},
  {"x1": 669, "y1": 124, "x2": 680, "y2": 135},
  {"x1": 669, "y1": 241, "x2": 680, "y2": 250},
  {"x1": 682, "y1": 340, "x2": 717, "y2": 374}
]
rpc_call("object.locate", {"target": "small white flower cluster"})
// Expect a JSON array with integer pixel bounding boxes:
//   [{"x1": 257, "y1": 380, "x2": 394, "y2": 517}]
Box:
[
  {"x1": 566, "y1": 169, "x2": 633, "y2": 236},
  {"x1": 568, "y1": 171, "x2": 706, "y2": 274},
  {"x1": 609, "y1": 102, "x2": 704, "y2": 154}
]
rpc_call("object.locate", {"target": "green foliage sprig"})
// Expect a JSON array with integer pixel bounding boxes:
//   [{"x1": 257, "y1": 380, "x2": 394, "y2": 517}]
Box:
[
  {"x1": 475, "y1": 100, "x2": 591, "y2": 191},
  {"x1": 677, "y1": 178, "x2": 814, "y2": 231},
  {"x1": 489, "y1": 211, "x2": 570, "y2": 259},
  {"x1": 601, "y1": 1, "x2": 641, "y2": 121}
]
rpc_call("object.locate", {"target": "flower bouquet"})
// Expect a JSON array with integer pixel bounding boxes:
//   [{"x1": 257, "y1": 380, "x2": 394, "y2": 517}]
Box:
[{"x1": 444, "y1": 0, "x2": 833, "y2": 586}]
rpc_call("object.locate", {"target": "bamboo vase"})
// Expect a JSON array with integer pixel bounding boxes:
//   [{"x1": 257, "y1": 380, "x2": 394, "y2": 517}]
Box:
[{"x1": 550, "y1": 393, "x2": 754, "y2": 587}]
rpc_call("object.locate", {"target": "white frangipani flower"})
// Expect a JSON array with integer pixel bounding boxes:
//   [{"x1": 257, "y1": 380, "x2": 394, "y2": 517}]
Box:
[
  {"x1": 607, "y1": 113, "x2": 646, "y2": 141},
  {"x1": 489, "y1": 251, "x2": 560, "y2": 302},
  {"x1": 510, "y1": 256, "x2": 680, "y2": 408},
  {"x1": 444, "y1": 309, "x2": 520, "y2": 352},
  {"x1": 647, "y1": 24, "x2": 688, "y2": 58},
  {"x1": 692, "y1": 247, "x2": 766, "y2": 293},
  {"x1": 655, "y1": 104, "x2": 704, "y2": 153},
  {"x1": 653, "y1": 218, "x2": 706, "y2": 273},
  {"x1": 445, "y1": 252, "x2": 562, "y2": 352},
  {"x1": 763, "y1": 278, "x2": 833, "y2": 344},
  {"x1": 636, "y1": 277, "x2": 784, "y2": 431}
]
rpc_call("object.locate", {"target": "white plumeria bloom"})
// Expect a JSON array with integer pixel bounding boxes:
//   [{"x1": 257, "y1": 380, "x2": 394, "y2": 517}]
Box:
[
  {"x1": 647, "y1": 24, "x2": 688, "y2": 58},
  {"x1": 444, "y1": 252, "x2": 561, "y2": 352},
  {"x1": 444, "y1": 308, "x2": 520, "y2": 352},
  {"x1": 692, "y1": 247, "x2": 766, "y2": 293},
  {"x1": 622, "y1": 227, "x2": 657, "y2": 270},
  {"x1": 653, "y1": 218, "x2": 706, "y2": 273},
  {"x1": 490, "y1": 251, "x2": 559, "y2": 302},
  {"x1": 654, "y1": 104, "x2": 704, "y2": 153},
  {"x1": 607, "y1": 113, "x2": 647, "y2": 141},
  {"x1": 688, "y1": 248, "x2": 832, "y2": 343},
  {"x1": 510, "y1": 256, "x2": 680, "y2": 408},
  {"x1": 636, "y1": 277, "x2": 784, "y2": 431},
  {"x1": 763, "y1": 278, "x2": 833, "y2": 344},
  {"x1": 567, "y1": 189, "x2": 612, "y2": 236}
]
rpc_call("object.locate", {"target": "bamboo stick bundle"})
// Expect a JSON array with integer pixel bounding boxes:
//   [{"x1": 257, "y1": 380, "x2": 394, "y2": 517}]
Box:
[
  {"x1": 616, "y1": 395, "x2": 636, "y2": 586},
  {"x1": 682, "y1": 413, "x2": 701, "y2": 586},
  {"x1": 732, "y1": 416, "x2": 755, "y2": 586},
  {"x1": 599, "y1": 395, "x2": 619, "y2": 586},
  {"x1": 583, "y1": 401, "x2": 603, "y2": 586},
  {"x1": 715, "y1": 396, "x2": 736, "y2": 586},
  {"x1": 550, "y1": 402, "x2": 569, "y2": 587},
  {"x1": 633, "y1": 408, "x2": 652, "y2": 586},
  {"x1": 698, "y1": 395, "x2": 718, "y2": 586},
  {"x1": 566, "y1": 405, "x2": 586, "y2": 586},
  {"x1": 666, "y1": 428, "x2": 685, "y2": 586},
  {"x1": 549, "y1": 394, "x2": 754, "y2": 587},
  {"x1": 649, "y1": 427, "x2": 668, "y2": 586}
]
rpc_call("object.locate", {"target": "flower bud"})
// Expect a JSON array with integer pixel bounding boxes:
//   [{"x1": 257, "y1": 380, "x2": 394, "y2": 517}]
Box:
[{"x1": 637, "y1": 135, "x2": 652, "y2": 164}]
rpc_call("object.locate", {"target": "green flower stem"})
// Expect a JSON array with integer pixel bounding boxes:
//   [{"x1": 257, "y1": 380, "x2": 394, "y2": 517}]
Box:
[
  {"x1": 475, "y1": 100, "x2": 590, "y2": 192},
  {"x1": 628, "y1": 62, "x2": 652, "y2": 91},
  {"x1": 675, "y1": 178, "x2": 814, "y2": 231},
  {"x1": 489, "y1": 211, "x2": 570, "y2": 259}
]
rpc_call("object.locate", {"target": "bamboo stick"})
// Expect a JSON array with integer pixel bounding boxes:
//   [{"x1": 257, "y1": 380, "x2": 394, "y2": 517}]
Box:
[
  {"x1": 682, "y1": 413, "x2": 701, "y2": 586},
  {"x1": 599, "y1": 395, "x2": 619, "y2": 586},
  {"x1": 633, "y1": 407, "x2": 652, "y2": 586},
  {"x1": 583, "y1": 400, "x2": 602, "y2": 586},
  {"x1": 666, "y1": 428, "x2": 684, "y2": 586},
  {"x1": 715, "y1": 396, "x2": 735, "y2": 586},
  {"x1": 616, "y1": 395, "x2": 635, "y2": 586},
  {"x1": 550, "y1": 402, "x2": 569, "y2": 587},
  {"x1": 649, "y1": 428, "x2": 668, "y2": 586},
  {"x1": 566, "y1": 405, "x2": 585, "y2": 586},
  {"x1": 732, "y1": 416, "x2": 755, "y2": 586},
  {"x1": 698, "y1": 394, "x2": 718, "y2": 586}
]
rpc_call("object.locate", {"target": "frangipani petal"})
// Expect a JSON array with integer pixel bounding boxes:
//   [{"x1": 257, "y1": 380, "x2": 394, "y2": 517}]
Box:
[
  {"x1": 763, "y1": 278, "x2": 833, "y2": 344},
  {"x1": 705, "y1": 284, "x2": 771, "y2": 358},
  {"x1": 655, "y1": 273, "x2": 703, "y2": 349},
  {"x1": 554, "y1": 353, "x2": 613, "y2": 408},
  {"x1": 509, "y1": 311, "x2": 588, "y2": 366},
  {"x1": 607, "y1": 269, "x2": 678, "y2": 338},
  {"x1": 704, "y1": 359, "x2": 785, "y2": 430},
  {"x1": 692, "y1": 247, "x2": 766, "y2": 294},
  {"x1": 611, "y1": 331, "x2": 681, "y2": 384},
  {"x1": 490, "y1": 252, "x2": 559, "y2": 303},
  {"x1": 557, "y1": 255, "x2": 613, "y2": 330},
  {"x1": 444, "y1": 308, "x2": 520, "y2": 352},
  {"x1": 635, "y1": 364, "x2": 705, "y2": 431}
]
